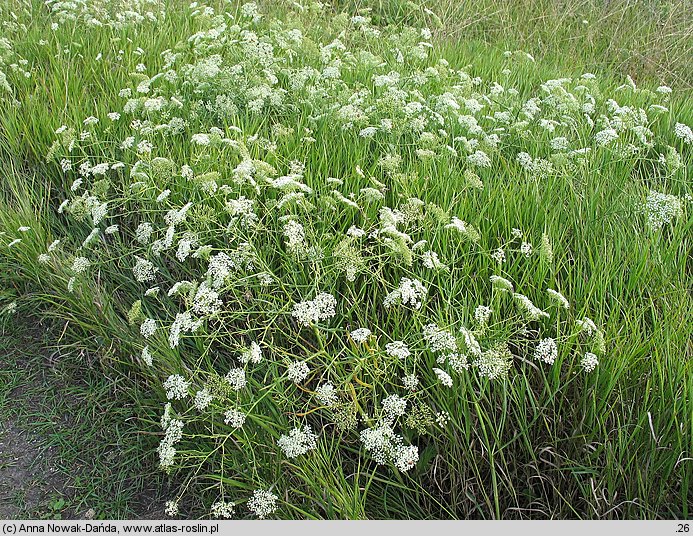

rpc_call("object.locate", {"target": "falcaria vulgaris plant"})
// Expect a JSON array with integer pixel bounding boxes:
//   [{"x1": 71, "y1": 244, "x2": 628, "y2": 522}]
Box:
[{"x1": 2, "y1": 0, "x2": 689, "y2": 520}]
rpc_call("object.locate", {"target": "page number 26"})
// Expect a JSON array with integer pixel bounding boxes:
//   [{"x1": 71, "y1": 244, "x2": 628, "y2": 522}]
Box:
[{"x1": 677, "y1": 525, "x2": 690, "y2": 533}]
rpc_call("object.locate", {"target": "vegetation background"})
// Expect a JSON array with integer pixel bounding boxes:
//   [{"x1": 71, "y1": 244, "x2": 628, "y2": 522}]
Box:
[{"x1": 0, "y1": 0, "x2": 691, "y2": 520}]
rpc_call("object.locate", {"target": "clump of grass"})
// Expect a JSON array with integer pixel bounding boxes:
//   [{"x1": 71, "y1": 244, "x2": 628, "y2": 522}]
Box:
[
  {"x1": 0, "y1": 0, "x2": 690, "y2": 520},
  {"x1": 0, "y1": 314, "x2": 167, "y2": 519}
]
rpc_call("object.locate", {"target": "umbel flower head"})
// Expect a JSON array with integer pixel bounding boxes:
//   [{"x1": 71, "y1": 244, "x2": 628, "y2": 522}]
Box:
[
  {"x1": 359, "y1": 423, "x2": 419, "y2": 472},
  {"x1": 292, "y1": 292, "x2": 337, "y2": 326},
  {"x1": 248, "y1": 489, "x2": 278, "y2": 519},
  {"x1": 533, "y1": 338, "x2": 558, "y2": 364},
  {"x1": 384, "y1": 278, "x2": 427, "y2": 309},
  {"x1": 287, "y1": 361, "x2": 310, "y2": 384},
  {"x1": 277, "y1": 425, "x2": 319, "y2": 458},
  {"x1": 350, "y1": 327, "x2": 372, "y2": 343}
]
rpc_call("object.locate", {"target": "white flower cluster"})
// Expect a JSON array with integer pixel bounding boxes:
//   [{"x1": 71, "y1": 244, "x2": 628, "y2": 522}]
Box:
[
  {"x1": 163, "y1": 374, "x2": 189, "y2": 400},
  {"x1": 533, "y1": 338, "x2": 558, "y2": 364},
  {"x1": 581, "y1": 352, "x2": 599, "y2": 373},
  {"x1": 514, "y1": 293, "x2": 550, "y2": 321},
  {"x1": 224, "y1": 409, "x2": 246, "y2": 428},
  {"x1": 287, "y1": 361, "x2": 310, "y2": 384},
  {"x1": 135, "y1": 222, "x2": 154, "y2": 244},
  {"x1": 350, "y1": 327, "x2": 372, "y2": 343},
  {"x1": 459, "y1": 327, "x2": 482, "y2": 357},
  {"x1": 315, "y1": 382, "x2": 338, "y2": 406},
  {"x1": 381, "y1": 394, "x2": 407, "y2": 420},
  {"x1": 402, "y1": 374, "x2": 419, "y2": 391},
  {"x1": 225, "y1": 368, "x2": 247, "y2": 391},
  {"x1": 158, "y1": 407, "x2": 183, "y2": 469},
  {"x1": 210, "y1": 501, "x2": 235, "y2": 519},
  {"x1": 239, "y1": 342, "x2": 263, "y2": 364},
  {"x1": 433, "y1": 368, "x2": 453, "y2": 387},
  {"x1": 191, "y1": 282, "x2": 222, "y2": 316},
  {"x1": 141, "y1": 346, "x2": 153, "y2": 366},
  {"x1": 474, "y1": 305, "x2": 492, "y2": 325},
  {"x1": 277, "y1": 425, "x2": 318, "y2": 458},
  {"x1": 474, "y1": 346, "x2": 513, "y2": 380},
  {"x1": 385, "y1": 341, "x2": 410, "y2": 360},
  {"x1": 360, "y1": 424, "x2": 419, "y2": 472},
  {"x1": 422, "y1": 324, "x2": 457, "y2": 352},
  {"x1": 447, "y1": 353, "x2": 470, "y2": 373},
  {"x1": 383, "y1": 277, "x2": 427, "y2": 310},
  {"x1": 547, "y1": 289, "x2": 570, "y2": 309},
  {"x1": 490, "y1": 275, "x2": 514, "y2": 293},
  {"x1": 193, "y1": 388, "x2": 213, "y2": 411},
  {"x1": 445, "y1": 217, "x2": 480, "y2": 242},
  {"x1": 576, "y1": 317, "x2": 598, "y2": 336},
  {"x1": 283, "y1": 219, "x2": 306, "y2": 254},
  {"x1": 140, "y1": 318, "x2": 157, "y2": 338},
  {"x1": 644, "y1": 190, "x2": 684, "y2": 230},
  {"x1": 133, "y1": 257, "x2": 157, "y2": 282},
  {"x1": 247, "y1": 489, "x2": 278, "y2": 519},
  {"x1": 168, "y1": 311, "x2": 203, "y2": 348},
  {"x1": 71, "y1": 256, "x2": 90, "y2": 274},
  {"x1": 673, "y1": 122, "x2": 693, "y2": 144},
  {"x1": 164, "y1": 501, "x2": 179, "y2": 517},
  {"x1": 291, "y1": 292, "x2": 337, "y2": 326}
]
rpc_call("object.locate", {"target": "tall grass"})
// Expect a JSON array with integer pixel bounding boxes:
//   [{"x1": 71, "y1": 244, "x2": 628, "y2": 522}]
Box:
[{"x1": 0, "y1": 0, "x2": 690, "y2": 519}]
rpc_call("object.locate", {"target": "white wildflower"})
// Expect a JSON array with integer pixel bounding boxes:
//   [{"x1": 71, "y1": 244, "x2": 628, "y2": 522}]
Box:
[
  {"x1": 384, "y1": 278, "x2": 427, "y2": 310},
  {"x1": 71, "y1": 256, "x2": 91, "y2": 274},
  {"x1": 239, "y1": 342, "x2": 263, "y2": 364},
  {"x1": 490, "y1": 275, "x2": 514, "y2": 293},
  {"x1": 533, "y1": 338, "x2": 558, "y2": 364},
  {"x1": 474, "y1": 345, "x2": 513, "y2": 380},
  {"x1": 514, "y1": 293, "x2": 550, "y2": 320},
  {"x1": 192, "y1": 282, "x2": 222, "y2": 316},
  {"x1": 674, "y1": 123, "x2": 693, "y2": 144},
  {"x1": 382, "y1": 394, "x2": 407, "y2": 419},
  {"x1": 433, "y1": 368, "x2": 453, "y2": 387},
  {"x1": 224, "y1": 409, "x2": 246, "y2": 428},
  {"x1": 385, "y1": 341, "x2": 410, "y2": 360},
  {"x1": 520, "y1": 242, "x2": 533, "y2": 257},
  {"x1": 491, "y1": 248, "x2": 506, "y2": 264},
  {"x1": 225, "y1": 368, "x2": 247, "y2": 391},
  {"x1": 194, "y1": 388, "x2": 213, "y2": 410},
  {"x1": 581, "y1": 352, "x2": 599, "y2": 373},
  {"x1": 645, "y1": 190, "x2": 683, "y2": 230},
  {"x1": 350, "y1": 327, "x2": 372, "y2": 343},
  {"x1": 168, "y1": 311, "x2": 203, "y2": 348},
  {"x1": 135, "y1": 222, "x2": 154, "y2": 244},
  {"x1": 422, "y1": 324, "x2": 457, "y2": 353},
  {"x1": 447, "y1": 353, "x2": 469, "y2": 373},
  {"x1": 547, "y1": 288, "x2": 570, "y2": 309},
  {"x1": 291, "y1": 292, "x2": 337, "y2": 326},
  {"x1": 211, "y1": 501, "x2": 235, "y2": 519},
  {"x1": 315, "y1": 382, "x2": 338, "y2": 406},
  {"x1": 141, "y1": 346, "x2": 153, "y2": 366},
  {"x1": 277, "y1": 425, "x2": 318, "y2": 458},
  {"x1": 576, "y1": 317, "x2": 598, "y2": 336},
  {"x1": 163, "y1": 375, "x2": 190, "y2": 400},
  {"x1": 595, "y1": 128, "x2": 618, "y2": 146},
  {"x1": 133, "y1": 257, "x2": 157, "y2": 282},
  {"x1": 287, "y1": 361, "x2": 310, "y2": 384},
  {"x1": 474, "y1": 305, "x2": 492, "y2": 325},
  {"x1": 140, "y1": 318, "x2": 157, "y2": 338},
  {"x1": 165, "y1": 501, "x2": 179, "y2": 517},
  {"x1": 247, "y1": 489, "x2": 277, "y2": 519},
  {"x1": 402, "y1": 374, "x2": 419, "y2": 391}
]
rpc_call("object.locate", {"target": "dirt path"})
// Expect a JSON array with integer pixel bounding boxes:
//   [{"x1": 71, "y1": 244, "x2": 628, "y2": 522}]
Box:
[
  {"x1": 0, "y1": 317, "x2": 166, "y2": 520},
  {"x1": 0, "y1": 424, "x2": 69, "y2": 519}
]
